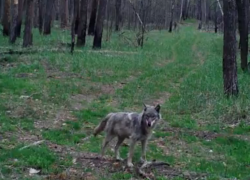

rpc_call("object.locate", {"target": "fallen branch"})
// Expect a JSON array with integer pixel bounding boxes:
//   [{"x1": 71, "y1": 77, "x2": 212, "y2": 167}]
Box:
[
  {"x1": 138, "y1": 160, "x2": 170, "y2": 179},
  {"x1": 81, "y1": 135, "x2": 93, "y2": 142},
  {"x1": 19, "y1": 140, "x2": 45, "y2": 151},
  {"x1": 0, "y1": 168, "x2": 5, "y2": 179},
  {"x1": 216, "y1": 0, "x2": 223, "y2": 16}
]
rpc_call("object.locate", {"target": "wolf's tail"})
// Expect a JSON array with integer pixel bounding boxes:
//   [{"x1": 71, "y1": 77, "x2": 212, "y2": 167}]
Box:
[{"x1": 93, "y1": 113, "x2": 112, "y2": 136}]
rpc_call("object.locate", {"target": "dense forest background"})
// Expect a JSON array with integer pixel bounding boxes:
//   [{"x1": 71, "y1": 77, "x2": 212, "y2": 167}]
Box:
[{"x1": 1, "y1": 0, "x2": 250, "y2": 179}]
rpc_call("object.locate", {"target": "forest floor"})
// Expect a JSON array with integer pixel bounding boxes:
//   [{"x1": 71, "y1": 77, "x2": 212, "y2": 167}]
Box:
[{"x1": 1, "y1": 24, "x2": 250, "y2": 180}]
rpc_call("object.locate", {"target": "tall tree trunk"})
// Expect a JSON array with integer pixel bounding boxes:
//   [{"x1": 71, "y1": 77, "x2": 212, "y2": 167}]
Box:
[
  {"x1": 115, "y1": 0, "x2": 121, "y2": 31},
  {"x1": 16, "y1": 0, "x2": 24, "y2": 37},
  {"x1": 197, "y1": 0, "x2": 202, "y2": 29},
  {"x1": 169, "y1": 0, "x2": 174, "y2": 32},
  {"x1": 60, "y1": 0, "x2": 68, "y2": 28},
  {"x1": 43, "y1": 0, "x2": 54, "y2": 35},
  {"x1": 236, "y1": 0, "x2": 249, "y2": 71},
  {"x1": 214, "y1": 3, "x2": 218, "y2": 33},
  {"x1": 71, "y1": 0, "x2": 79, "y2": 53},
  {"x1": 128, "y1": 3, "x2": 131, "y2": 29},
  {"x1": 23, "y1": 0, "x2": 34, "y2": 47},
  {"x1": 33, "y1": 0, "x2": 39, "y2": 28},
  {"x1": 77, "y1": 0, "x2": 88, "y2": 46},
  {"x1": 179, "y1": 0, "x2": 184, "y2": 21},
  {"x1": 88, "y1": 0, "x2": 98, "y2": 35},
  {"x1": 2, "y1": 0, "x2": 11, "y2": 36},
  {"x1": 74, "y1": 0, "x2": 80, "y2": 34},
  {"x1": 93, "y1": 0, "x2": 107, "y2": 49},
  {"x1": 203, "y1": 0, "x2": 207, "y2": 26},
  {"x1": 10, "y1": 0, "x2": 18, "y2": 43},
  {"x1": 38, "y1": 0, "x2": 44, "y2": 34},
  {"x1": 223, "y1": 0, "x2": 238, "y2": 96},
  {"x1": 183, "y1": 0, "x2": 190, "y2": 20},
  {"x1": 0, "y1": 0, "x2": 2, "y2": 21}
]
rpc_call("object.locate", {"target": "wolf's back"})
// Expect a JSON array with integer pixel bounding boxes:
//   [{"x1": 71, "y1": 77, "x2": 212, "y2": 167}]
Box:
[{"x1": 93, "y1": 113, "x2": 113, "y2": 136}]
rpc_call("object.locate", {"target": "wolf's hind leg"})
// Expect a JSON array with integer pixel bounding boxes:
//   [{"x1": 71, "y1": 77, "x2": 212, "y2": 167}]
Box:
[
  {"x1": 115, "y1": 137, "x2": 125, "y2": 161},
  {"x1": 101, "y1": 134, "x2": 115, "y2": 157}
]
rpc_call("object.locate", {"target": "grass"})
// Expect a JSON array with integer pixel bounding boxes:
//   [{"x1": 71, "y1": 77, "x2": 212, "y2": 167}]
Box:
[{"x1": 1, "y1": 23, "x2": 250, "y2": 179}]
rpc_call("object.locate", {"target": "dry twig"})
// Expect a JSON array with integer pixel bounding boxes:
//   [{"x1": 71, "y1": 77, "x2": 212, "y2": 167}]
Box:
[{"x1": 19, "y1": 140, "x2": 45, "y2": 151}]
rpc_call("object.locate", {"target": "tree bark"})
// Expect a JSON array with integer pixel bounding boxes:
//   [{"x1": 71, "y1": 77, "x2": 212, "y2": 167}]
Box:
[
  {"x1": 38, "y1": 0, "x2": 44, "y2": 34},
  {"x1": 93, "y1": 0, "x2": 107, "y2": 49},
  {"x1": 71, "y1": 0, "x2": 79, "y2": 53},
  {"x1": 60, "y1": 0, "x2": 68, "y2": 28},
  {"x1": 23, "y1": 0, "x2": 34, "y2": 47},
  {"x1": 77, "y1": 0, "x2": 88, "y2": 46},
  {"x1": 0, "y1": 0, "x2": 2, "y2": 21},
  {"x1": 169, "y1": 0, "x2": 174, "y2": 32},
  {"x1": 197, "y1": 0, "x2": 202, "y2": 29},
  {"x1": 74, "y1": 0, "x2": 80, "y2": 34},
  {"x1": 43, "y1": 0, "x2": 54, "y2": 35},
  {"x1": 115, "y1": 0, "x2": 121, "y2": 31},
  {"x1": 214, "y1": 3, "x2": 218, "y2": 33},
  {"x1": 16, "y1": 0, "x2": 24, "y2": 37},
  {"x1": 10, "y1": 0, "x2": 18, "y2": 43},
  {"x1": 223, "y1": 0, "x2": 238, "y2": 96},
  {"x1": 88, "y1": 0, "x2": 98, "y2": 35},
  {"x1": 179, "y1": 0, "x2": 184, "y2": 21},
  {"x1": 236, "y1": 0, "x2": 248, "y2": 71},
  {"x1": 33, "y1": 0, "x2": 39, "y2": 28},
  {"x1": 2, "y1": 0, "x2": 11, "y2": 36}
]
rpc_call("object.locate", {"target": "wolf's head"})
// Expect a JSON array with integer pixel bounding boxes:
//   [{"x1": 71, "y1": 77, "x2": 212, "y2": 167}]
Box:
[{"x1": 141, "y1": 104, "x2": 161, "y2": 129}]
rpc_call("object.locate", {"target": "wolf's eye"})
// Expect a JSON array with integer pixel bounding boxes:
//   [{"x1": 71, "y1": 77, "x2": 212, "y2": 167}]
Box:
[{"x1": 144, "y1": 115, "x2": 149, "y2": 119}]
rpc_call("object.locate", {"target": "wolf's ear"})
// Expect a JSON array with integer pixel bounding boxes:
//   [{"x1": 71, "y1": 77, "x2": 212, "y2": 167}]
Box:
[
  {"x1": 143, "y1": 103, "x2": 147, "y2": 111},
  {"x1": 155, "y1": 104, "x2": 161, "y2": 113}
]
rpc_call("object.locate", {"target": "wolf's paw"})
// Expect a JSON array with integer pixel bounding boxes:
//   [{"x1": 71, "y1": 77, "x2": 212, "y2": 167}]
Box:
[
  {"x1": 127, "y1": 162, "x2": 134, "y2": 168},
  {"x1": 140, "y1": 157, "x2": 146, "y2": 164},
  {"x1": 115, "y1": 157, "x2": 124, "y2": 161}
]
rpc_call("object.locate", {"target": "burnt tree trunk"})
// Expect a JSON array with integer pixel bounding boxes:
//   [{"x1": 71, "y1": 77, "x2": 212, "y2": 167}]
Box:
[
  {"x1": 88, "y1": 0, "x2": 98, "y2": 35},
  {"x1": 2, "y1": 0, "x2": 11, "y2": 36},
  {"x1": 169, "y1": 0, "x2": 174, "y2": 32},
  {"x1": 223, "y1": 0, "x2": 238, "y2": 96},
  {"x1": 60, "y1": 0, "x2": 68, "y2": 28},
  {"x1": 77, "y1": 0, "x2": 88, "y2": 46},
  {"x1": 236, "y1": 0, "x2": 249, "y2": 71},
  {"x1": 16, "y1": 0, "x2": 24, "y2": 37},
  {"x1": 93, "y1": 0, "x2": 107, "y2": 49},
  {"x1": 10, "y1": 0, "x2": 18, "y2": 43},
  {"x1": 115, "y1": 0, "x2": 121, "y2": 31},
  {"x1": 38, "y1": 0, "x2": 44, "y2": 34},
  {"x1": 23, "y1": 0, "x2": 34, "y2": 47},
  {"x1": 43, "y1": 0, "x2": 54, "y2": 35}
]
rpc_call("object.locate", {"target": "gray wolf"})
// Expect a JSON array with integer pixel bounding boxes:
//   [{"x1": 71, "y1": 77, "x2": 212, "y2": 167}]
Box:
[{"x1": 93, "y1": 104, "x2": 161, "y2": 167}]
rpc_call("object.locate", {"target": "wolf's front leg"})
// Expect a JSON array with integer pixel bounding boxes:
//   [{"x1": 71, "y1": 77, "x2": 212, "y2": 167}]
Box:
[
  {"x1": 127, "y1": 139, "x2": 136, "y2": 167},
  {"x1": 140, "y1": 139, "x2": 147, "y2": 163}
]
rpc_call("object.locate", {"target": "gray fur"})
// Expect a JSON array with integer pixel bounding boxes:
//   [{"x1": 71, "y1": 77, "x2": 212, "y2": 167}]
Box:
[{"x1": 93, "y1": 104, "x2": 161, "y2": 167}]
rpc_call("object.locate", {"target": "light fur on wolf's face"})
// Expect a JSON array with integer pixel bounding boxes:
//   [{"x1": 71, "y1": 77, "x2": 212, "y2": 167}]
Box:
[{"x1": 142, "y1": 104, "x2": 161, "y2": 128}]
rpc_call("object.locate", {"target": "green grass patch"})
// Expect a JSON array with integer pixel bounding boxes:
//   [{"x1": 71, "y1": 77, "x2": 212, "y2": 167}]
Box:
[
  {"x1": 42, "y1": 129, "x2": 86, "y2": 145},
  {"x1": 0, "y1": 145, "x2": 67, "y2": 175}
]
